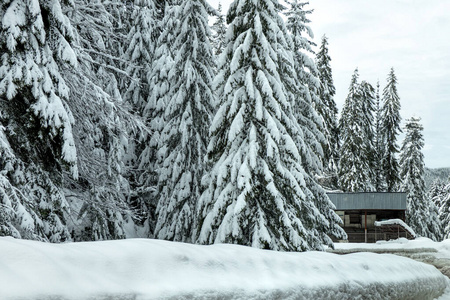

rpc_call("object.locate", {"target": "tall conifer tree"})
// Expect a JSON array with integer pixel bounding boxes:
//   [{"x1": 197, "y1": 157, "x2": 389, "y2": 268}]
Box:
[
  {"x1": 197, "y1": 0, "x2": 343, "y2": 251},
  {"x1": 153, "y1": 0, "x2": 215, "y2": 242},
  {"x1": 0, "y1": 0, "x2": 79, "y2": 241},
  {"x1": 316, "y1": 35, "x2": 339, "y2": 188},
  {"x1": 359, "y1": 80, "x2": 377, "y2": 185},
  {"x1": 438, "y1": 183, "x2": 450, "y2": 239},
  {"x1": 120, "y1": 0, "x2": 159, "y2": 233},
  {"x1": 0, "y1": 0, "x2": 78, "y2": 177},
  {"x1": 123, "y1": 0, "x2": 159, "y2": 112},
  {"x1": 400, "y1": 117, "x2": 436, "y2": 239},
  {"x1": 135, "y1": 3, "x2": 179, "y2": 234},
  {"x1": 286, "y1": 0, "x2": 325, "y2": 176},
  {"x1": 429, "y1": 179, "x2": 445, "y2": 208},
  {"x1": 286, "y1": 0, "x2": 345, "y2": 245},
  {"x1": 380, "y1": 67, "x2": 402, "y2": 192},
  {"x1": 210, "y1": 3, "x2": 227, "y2": 57},
  {"x1": 338, "y1": 69, "x2": 374, "y2": 192},
  {"x1": 374, "y1": 81, "x2": 385, "y2": 191}
]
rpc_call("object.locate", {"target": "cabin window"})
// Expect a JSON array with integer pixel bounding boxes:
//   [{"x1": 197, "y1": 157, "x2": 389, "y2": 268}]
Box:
[{"x1": 349, "y1": 214, "x2": 360, "y2": 224}]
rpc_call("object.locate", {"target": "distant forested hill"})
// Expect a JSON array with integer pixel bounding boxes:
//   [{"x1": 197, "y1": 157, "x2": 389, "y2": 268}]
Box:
[{"x1": 424, "y1": 168, "x2": 450, "y2": 189}]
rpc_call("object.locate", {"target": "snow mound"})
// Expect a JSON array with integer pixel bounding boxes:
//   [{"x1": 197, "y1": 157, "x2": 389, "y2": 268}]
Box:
[
  {"x1": 0, "y1": 237, "x2": 447, "y2": 300},
  {"x1": 335, "y1": 237, "x2": 450, "y2": 253}
]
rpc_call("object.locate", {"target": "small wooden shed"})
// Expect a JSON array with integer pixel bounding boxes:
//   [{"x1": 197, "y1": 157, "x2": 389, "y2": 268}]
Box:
[{"x1": 327, "y1": 192, "x2": 409, "y2": 243}]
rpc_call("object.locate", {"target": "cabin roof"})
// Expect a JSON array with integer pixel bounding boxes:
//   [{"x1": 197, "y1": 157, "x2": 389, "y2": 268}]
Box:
[{"x1": 327, "y1": 192, "x2": 407, "y2": 210}]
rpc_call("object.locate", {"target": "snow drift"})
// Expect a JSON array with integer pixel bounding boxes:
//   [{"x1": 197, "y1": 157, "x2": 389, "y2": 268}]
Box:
[{"x1": 0, "y1": 237, "x2": 447, "y2": 300}]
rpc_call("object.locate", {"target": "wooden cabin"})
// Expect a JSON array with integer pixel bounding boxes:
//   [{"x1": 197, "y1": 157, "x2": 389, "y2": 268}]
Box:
[{"x1": 327, "y1": 192, "x2": 412, "y2": 243}]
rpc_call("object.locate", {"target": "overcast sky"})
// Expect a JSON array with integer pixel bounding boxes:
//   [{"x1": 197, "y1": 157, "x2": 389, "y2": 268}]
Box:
[{"x1": 209, "y1": 0, "x2": 450, "y2": 168}]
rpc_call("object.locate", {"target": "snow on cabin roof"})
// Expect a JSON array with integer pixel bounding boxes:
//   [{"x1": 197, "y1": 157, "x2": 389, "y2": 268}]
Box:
[
  {"x1": 327, "y1": 192, "x2": 407, "y2": 210},
  {"x1": 374, "y1": 219, "x2": 416, "y2": 238}
]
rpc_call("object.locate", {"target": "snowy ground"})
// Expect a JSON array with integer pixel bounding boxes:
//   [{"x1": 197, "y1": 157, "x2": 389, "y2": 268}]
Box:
[
  {"x1": 0, "y1": 237, "x2": 448, "y2": 300},
  {"x1": 332, "y1": 237, "x2": 450, "y2": 299},
  {"x1": 333, "y1": 237, "x2": 450, "y2": 274}
]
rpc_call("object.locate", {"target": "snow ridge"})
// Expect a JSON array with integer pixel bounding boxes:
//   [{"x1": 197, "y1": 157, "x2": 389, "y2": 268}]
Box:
[{"x1": 0, "y1": 238, "x2": 447, "y2": 300}]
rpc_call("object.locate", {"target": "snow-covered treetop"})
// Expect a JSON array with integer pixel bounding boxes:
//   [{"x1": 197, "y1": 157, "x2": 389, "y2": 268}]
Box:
[
  {"x1": 381, "y1": 67, "x2": 402, "y2": 137},
  {"x1": 210, "y1": 3, "x2": 227, "y2": 56}
]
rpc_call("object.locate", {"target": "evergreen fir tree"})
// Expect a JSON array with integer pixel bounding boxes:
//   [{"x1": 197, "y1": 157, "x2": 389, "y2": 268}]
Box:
[
  {"x1": 197, "y1": 0, "x2": 344, "y2": 251},
  {"x1": 380, "y1": 67, "x2": 402, "y2": 192},
  {"x1": 427, "y1": 200, "x2": 443, "y2": 241},
  {"x1": 120, "y1": 0, "x2": 160, "y2": 234},
  {"x1": 437, "y1": 181, "x2": 450, "y2": 239},
  {"x1": 359, "y1": 80, "x2": 377, "y2": 185},
  {"x1": 316, "y1": 35, "x2": 339, "y2": 188},
  {"x1": 338, "y1": 69, "x2": 374, "y2": 192},
  {"x1": 374, "y1": 81, "x2": 385, "y2": 191},
  {"x1": 210, "y1": 3, "x2": 227, "y2": 57},
  {"x1": 0, "y1": 0, "x2": 79, "y2": 241},
  {"x1": 429, "y1": 179, "x2": 445, "y2": 207},
  {"x1": 136, "y1": 3, "x2": 179, "y2": 235},
  {"x1": 153, "y1": 0, "x2": 215, "y2": 242},
  {"x1": 400, "y1": 117, "x2": 436, "y2": 239},
  {"x1": 123, "y1": 0, "x2": 159, "y2": 112},
  {"x1": 286, "y1": 0, "x2": 345, "y2": 244},
  {"x1": 286, "y1": 0, "x2": 325, "y2": 177},
  {"x1": 0, "y1": 117, "x2": 71, "y2": 241}
]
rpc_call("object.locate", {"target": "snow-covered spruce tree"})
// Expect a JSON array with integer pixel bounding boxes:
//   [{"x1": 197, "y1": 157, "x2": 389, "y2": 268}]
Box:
[
  {"x1": 123, "y1": 0, "x2": 159, "y2": 112},
  {"x1": 380, "y1": 67, "x2": 402, "y2": 192},
  {"x1": 338, "y1": 69, "x2": 374, "y2": 192},
  {"x1": 136, "y1": 2, "x2": 179, "y2": 236},
  {"x1": 285, "y1": 0, "x2": 345, "y2": 244},
  {"x1": 197, "y1": 0, "x2": 344, "y2": 251},
  {"x1": 315, "y1": 34, "x2": 339, "y2": 188},
  {"x1": 359, "y1": 80, "x2": 377, "y2": 185},
  {"x1": 286, "y1": 0, "x2": 325, "y2": 177},
  {"x1": 152, "y1": 0, "x2": 215, "y2": 242},
  {"x1": 0, "y1": 118, "x2": 71, "y2": 241},
  {"x1": 439, "y1": 183, "x2": 450, "y2": 239},
  {"x1": 374, "y1": 81, "x2": 386, "y2": 191},
  {"x1": 428, "y1": 199, "x2": 443, "y2": 241},
  {"x1": 400, "y1": 117, "x2": 437, "y2": 239},
  {"x1": 429, "y1": 179, "x2": 446, "y2": 208},
  {"x1": 120, "y1": 0, "x2": 160, "y2": 233},
  {"x1": 210, "y1": 3, "x2": 227, "y2": 57},
  {"x1": 0, "y1": 0, "x2": 79, "y2": 241}
]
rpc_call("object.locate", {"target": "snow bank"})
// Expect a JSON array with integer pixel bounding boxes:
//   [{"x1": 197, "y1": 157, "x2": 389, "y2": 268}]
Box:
[
  {"x1": 334, "y1": 237, "x2": 450, "y2": 265},
  {"x1": 335, "y1": 237, "x2": 450, "y2": 252},
  {"x1": 0, "y1": 237, "x2": 447, "y2": 300}
]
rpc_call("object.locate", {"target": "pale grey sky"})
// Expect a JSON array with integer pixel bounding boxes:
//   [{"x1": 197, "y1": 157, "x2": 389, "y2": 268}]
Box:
[{"x1": 209, "y1": 0, "x2": 450, "y2": 168}]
